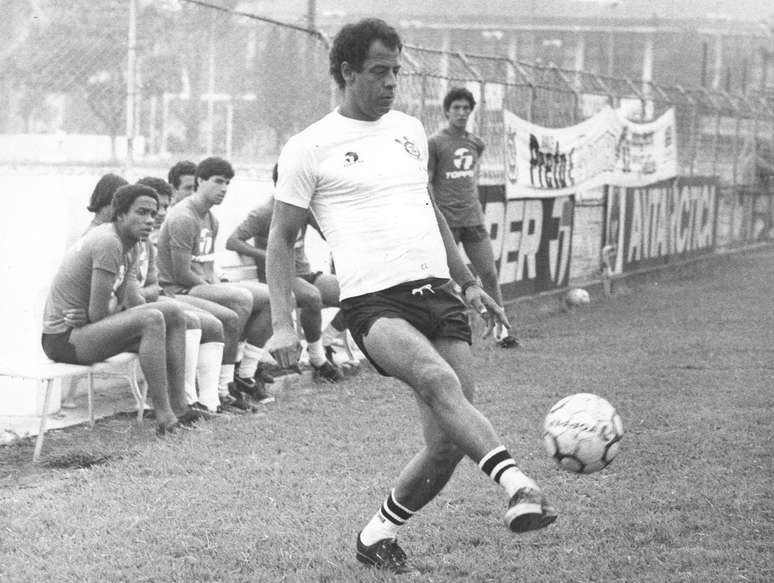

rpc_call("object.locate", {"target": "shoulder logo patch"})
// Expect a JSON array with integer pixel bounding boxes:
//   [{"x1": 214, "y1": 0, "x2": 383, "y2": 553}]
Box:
[{"x1": 395, "y1": 136, "x2": 420, "y2": 159}]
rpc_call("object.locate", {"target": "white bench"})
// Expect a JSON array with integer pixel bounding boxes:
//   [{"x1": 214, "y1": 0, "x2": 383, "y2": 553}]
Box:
[{"x1": 0, "y1": 352, "x2": 146, "y2": 462}]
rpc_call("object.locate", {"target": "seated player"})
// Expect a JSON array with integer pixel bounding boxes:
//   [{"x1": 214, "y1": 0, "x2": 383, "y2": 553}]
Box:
[
  {"x1": 157, "y1": 157, "x2": 274, "y2": 405},
  {"x1": 168, "y1": 160, "x2": 197, "y2": 206},
  {"x1": 225, "y1": 164, "x2": 344, "y2": 382},
  {"x1": 84, "y1": 173, "x2": 129, "y2": 233},
  {"x1": 135, "y1": 176, "x2": 230, "y2": 414},
  {"x1": 41, "y1": 184, "x2": 209, "y2": 435}
]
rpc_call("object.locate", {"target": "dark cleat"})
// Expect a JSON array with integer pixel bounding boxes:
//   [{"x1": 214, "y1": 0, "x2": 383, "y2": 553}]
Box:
[
  {"x1": 356, "y1": 533, "x2": 414, "y2": 574},
  {"x1": 504, "y1": 487, "x2": 557, "y2": 533},
  {"x1": 312, "y1": 360, "x2": 342, "y2": 383}
]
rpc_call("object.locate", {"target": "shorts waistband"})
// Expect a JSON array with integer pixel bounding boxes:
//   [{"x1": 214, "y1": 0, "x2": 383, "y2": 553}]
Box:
[{"x1": 380, "y1": 278, "x2": 450, "y2": 294}]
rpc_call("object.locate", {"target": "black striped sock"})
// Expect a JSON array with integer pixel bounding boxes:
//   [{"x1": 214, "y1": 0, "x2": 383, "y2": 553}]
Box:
[
  {"x1": 478, "y1": 446, "x2": 518, "y2": 484},
  {"x1": 377, "y1": 489, "x2": 414, "y2": 526}
]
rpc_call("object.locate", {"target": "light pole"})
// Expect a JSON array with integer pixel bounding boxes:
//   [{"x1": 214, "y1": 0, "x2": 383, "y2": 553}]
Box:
[{"x1": 126, "y1": 0, "x2": 137, "y2": 169}]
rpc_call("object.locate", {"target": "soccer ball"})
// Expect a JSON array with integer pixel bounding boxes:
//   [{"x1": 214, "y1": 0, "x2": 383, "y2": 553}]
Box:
[
  {"x1": 565, "y1": 287, "x2": 590, "y2": 306},
  {"x1": 543, "y1": 393, "x2": 623, "y2": 474}
]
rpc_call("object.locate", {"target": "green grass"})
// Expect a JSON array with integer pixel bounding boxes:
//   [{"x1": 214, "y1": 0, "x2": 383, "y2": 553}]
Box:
[{"x1": 2, "y1": 248, "x2": 773, "y2": 582}]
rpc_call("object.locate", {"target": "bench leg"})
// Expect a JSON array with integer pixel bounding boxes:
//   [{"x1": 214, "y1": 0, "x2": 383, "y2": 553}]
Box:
[
  {"x1": 33, "y1": 378, "x2": 55, "y2": 463},
  {"x1": 87, "y1": 372, "x2": 95, "y2": 427},
  {"x1": 128, "y1": 361, "x2": 144, "y2": 426}
]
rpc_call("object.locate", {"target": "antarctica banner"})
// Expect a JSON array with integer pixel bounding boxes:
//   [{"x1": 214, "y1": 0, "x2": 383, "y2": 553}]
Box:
[{"x1": 503, "y1": 106, "x2": 678, "y2": 199}]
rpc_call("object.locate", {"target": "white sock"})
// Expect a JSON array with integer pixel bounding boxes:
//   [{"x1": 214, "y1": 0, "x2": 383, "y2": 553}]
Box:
[
  {"x1": 307, "y1": 339, "x2": 327, "y2": 366},
  {"x1": 184, "y1": 329, "x2": 202, "y2": 405},
  {"x1": 360, "y1": 490, "x2": 414, "y2": 546},
  {"x1": 478, "y1": 446, "x2": 537, "y2": 497},
  {"x1": 197, "y1": 342, "x2": 224, "y2": 411},
  {"x1": 218, "y1": 364, "x2": 235, "y2": 397},
  {"x1": 237, "y1": 342, "x2": 266, "y2": 379}
]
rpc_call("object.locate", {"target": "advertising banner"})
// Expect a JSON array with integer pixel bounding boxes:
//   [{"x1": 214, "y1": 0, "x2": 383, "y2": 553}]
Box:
[
  {"x1": 504, "y1": 106, "x2": 677, "y2": 199},
  {"x1": 604, "y1": 177, "x2": 717, "y2": 274},
  {"x1": 481, "y1": 187, "x2": 574, "y2": 297}
]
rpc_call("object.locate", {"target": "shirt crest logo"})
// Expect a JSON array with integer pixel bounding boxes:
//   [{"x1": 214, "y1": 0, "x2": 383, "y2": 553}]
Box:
[
  {"x1": 453, "y1": 147, "x2": 474, "y2": 170},
  {"x1": 395, "y1": 136, "x2": 420, "y2": 159},
  {"x1": 344, "y1": 151, "x2": 361, "y2": 166}
]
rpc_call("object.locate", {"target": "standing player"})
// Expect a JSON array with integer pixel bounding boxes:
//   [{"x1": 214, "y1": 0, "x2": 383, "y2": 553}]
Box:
[
  {"x1": 225, "y1": 164, "x2": 344, "y2": 382},
  {"x1": 156, "y1": 157, "x2": 274, "y2": 405},
  {"x1": 428, "y1": 87, "x2": 519, "y2": 348},
  {"x1": 266, "y1": 18, "x2": 556, "y2": 574},
  {"x1": 42, "y1": 184, "x2": 209, "y2": 435}
]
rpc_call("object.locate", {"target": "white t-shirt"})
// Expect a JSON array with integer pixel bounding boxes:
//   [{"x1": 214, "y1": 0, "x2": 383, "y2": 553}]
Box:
[{"x1": 276, "y1": 109, "x2": 449, "y2": 300}]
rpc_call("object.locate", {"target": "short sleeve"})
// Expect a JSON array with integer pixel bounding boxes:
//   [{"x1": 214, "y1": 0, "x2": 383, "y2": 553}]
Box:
[
  {"x1": 91, "y1": 233, "x2": 122, "y2": 274},
  {"x1": 235, "y1": 206, "x2": 272, "y2": 241},
  {"x1": 166, "y1": 214, "x2": 198, "y2": 251},
  {"x1": 413, "y1": 118, "x2": 430, "y2": 171},
  {"x1": 276, "y1": 135, "x2": 317, "y2": 209}
]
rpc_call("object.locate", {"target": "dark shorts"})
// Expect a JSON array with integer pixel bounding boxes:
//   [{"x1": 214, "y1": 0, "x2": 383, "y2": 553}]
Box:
[
  {"x1": 41, "y1": 329, "x2": 79, "y2": 364},
  {"x1": 340, "y1": 277, "x2": 472, "y2": 376},
  {"x1": 450, "y1": 225, "x2": 489, "y2": 244},
  {"x1": 297, "y1": 271, "x2": 324, "y2": 285}
]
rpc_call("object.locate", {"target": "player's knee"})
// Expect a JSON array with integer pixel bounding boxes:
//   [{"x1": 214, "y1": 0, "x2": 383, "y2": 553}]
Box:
[
  {"x1": 298, "y1": 288, "x2": 323, "y2": 311},
  {"x1": 139, "y1": 309, "x2": 166, "y2": 335},
  {"x1": 219, "y1": 309, "x2": 241, "y2": 337},
  {"x1": 183, "y1": 311, "x2": 200, "y2": 330},
  {"x1": 414, "y1": 364, "x2": 461, "y2": 409},
  {"x1": 161, "y1": 303, "x2": 187, "y2": 328},
  {"x1": 200, "y1": 316, "x2": 224, "y2": 343}
]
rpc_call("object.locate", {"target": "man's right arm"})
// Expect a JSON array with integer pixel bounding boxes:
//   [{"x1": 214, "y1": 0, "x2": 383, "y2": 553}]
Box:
[
  {"x1": 88, "y1": 268, "x2": 118, "y2": 323},
  {"x1": 265, "y1": 200, "x2": 310, "y2": 367},
  {"x1": 225, "y1": 229, "x2": 267, "y2": 261},
  {"x1": 167, "y1": 217, "x2": 208, "y2": 287}
]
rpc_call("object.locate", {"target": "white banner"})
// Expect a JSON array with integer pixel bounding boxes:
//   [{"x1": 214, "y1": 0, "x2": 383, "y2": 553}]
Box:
[{"x1": 504, "y1": 106, "x2": 677, "y2": 199}]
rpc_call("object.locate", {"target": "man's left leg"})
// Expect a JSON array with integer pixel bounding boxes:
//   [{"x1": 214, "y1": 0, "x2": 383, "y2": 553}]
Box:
[{"x1": 356, "y1": 324, "x2": 555, "y2": 572}]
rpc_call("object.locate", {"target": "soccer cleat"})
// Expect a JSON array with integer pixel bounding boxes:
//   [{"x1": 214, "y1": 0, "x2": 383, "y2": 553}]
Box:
[
  {"x1": 218, "y1": 393, "x2": 249, "y2": 414},
  {"x1": 226, "y1": 383, "x2": 260, "y2": 412},
  {"x1": 497, "y1": 334, "x2": 520, "y2": 348},
  {"x1": 253, "y1": 364, "x2": 275, "y2": 384},
  {"x1": 504, "y1": 487, "x2": 558, "y2": 533},
  {"x1": 232, "y1": 375, "x2": 275, "y2": 405},
  {"x1": 177, "y1": 407, "x2": 213, "y2": 426},
  {"x1": 190, "y1": 401, "x2": 220, "y2": 415},
  {"x1": 356, "y1": 533, "x2": 413, "y2": 574},
  {"x1": 311, "y1": 359, "x2": 342, "y2": 383}
]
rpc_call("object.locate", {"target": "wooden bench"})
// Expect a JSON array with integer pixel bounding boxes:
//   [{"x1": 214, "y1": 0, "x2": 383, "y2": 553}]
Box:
[{"x1": 0, "y1": 353, "x2": 146, "y2": 462}]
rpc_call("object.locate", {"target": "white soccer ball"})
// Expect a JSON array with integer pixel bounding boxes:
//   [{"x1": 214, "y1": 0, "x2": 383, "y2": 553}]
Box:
[
  {"x1": 543, "y1": 393, "x2": 623, "y2": 474},
  {"x1": 565, "y1": 287, "x2": 590, "y2": 306}
]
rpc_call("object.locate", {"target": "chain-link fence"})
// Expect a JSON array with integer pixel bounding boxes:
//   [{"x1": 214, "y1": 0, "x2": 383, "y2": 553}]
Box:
[{"x1": 2, "y1": 0, "x2": 773, "y2": 192}]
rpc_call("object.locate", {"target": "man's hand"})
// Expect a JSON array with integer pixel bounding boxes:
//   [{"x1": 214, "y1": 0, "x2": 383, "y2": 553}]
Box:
[
  {"x1": 265, "y1": 325, "x2": 303, "y2": 369},
  {"x1": 63, "y1": 308, "x2": 88, "y2": 328},
  {"x1": 463, "y1": 284, "x2": 511, "y2": 339}
]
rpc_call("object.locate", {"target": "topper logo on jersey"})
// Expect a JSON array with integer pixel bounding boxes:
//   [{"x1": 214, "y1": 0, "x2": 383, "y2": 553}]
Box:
[
  {"x1": 344, "y1": 151, "x2": 361, "y2": 166},
  {"x1": 445, "y1": 147, "x2": 476, "y2": 179},
  {"x1": 395, "y1": 136, "x2": 420, "y2": 159}
]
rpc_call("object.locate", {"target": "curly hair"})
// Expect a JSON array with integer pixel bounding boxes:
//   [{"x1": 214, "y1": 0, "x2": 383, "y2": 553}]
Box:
[
  {"x1": 329, "y1": 18, "x2": 402, "y2": 90},
  {"x1": 443, "y1": 87, "x2": 476, "y2": 112},
  {"x1": 111, "y1": 184, "x2": 158, "y2": 221}
]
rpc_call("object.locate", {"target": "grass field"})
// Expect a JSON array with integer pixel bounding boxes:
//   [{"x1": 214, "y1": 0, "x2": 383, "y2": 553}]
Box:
[{"x1": 1, "y1": 248, "x2": 773, "y2": 582}]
